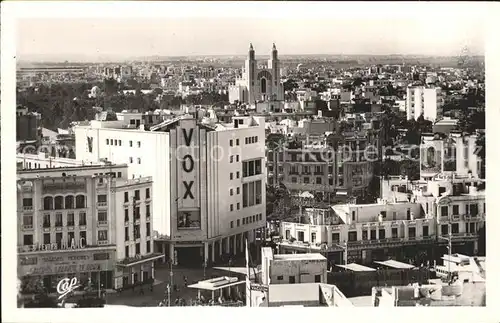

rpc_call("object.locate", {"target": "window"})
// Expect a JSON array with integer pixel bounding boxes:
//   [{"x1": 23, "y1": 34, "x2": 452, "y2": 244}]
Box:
[
  {"x1": 298, "y1": 231, "x2": 305, "y2": 242},
  {"x1": 451, "y1": 223, "x2": 459, "y2": 234},
  {"x1": 362, "y1": 230, "x2": 368, "y2": 240},
  {"x1": 230, "y1": 155, "x2": 234, "y2": 163},
  {"x1": 469, "y1": 203, "x2": 478, "y2": 216},
  {"x1": 43, "y1": 214, "x2": 51, "y2": 227},
  {"x1": 348, "y1": 231, "x2": 357, "y2": 242},
  {"x1": 76, "y1": 195, "x2": 85, "y2": 208},
  {"x1": 80, "y1": 231, "x2": 87, "y2": 246},
  {"x1": 118, "y1": 172, "x2": 122, "y2": 178},
  {"x1": 125, "y1": 209, "x2": 129, "y2": 222},
  {"x1": 98, "y1": 211, "x2": 107, "y2": 222},
  {"x1": 289, "y1": 276, "x2": 296, "y2": 284},
  {"x1": 147, "y1": 223, "x2": 151, "y2": 236},
  {"x1": 408, "y1": 227, "x2": 416, "y2": 238},
  {"x1": 370, "y1": 229, "x2": 377, "y2": 240},
  {"x1": 378, "y1": 229, "x2": 386, "y2": 240},
  {"x1": 230, "y1": 172, "x2": 233, "y2": 180},
  {"x1": 469, "y1": 222, "x2": 476, "y2": 233},
  {"x1": 230, "y1": 189, "x2": 233, "y2": 196},
  {"x1": 237, "y1": 219, "x2": 240, "y2": 227},
  {"x1": 134, "y1": 225, "x2": 140, "y2": 239},
  {"x1": 23, "y1": 215, "x2": 33, "y2": 226},
  {"x1": 237, "y1": 203, "x2": 240, "y2": 210},
  {"x1": 23, "y1": 234, "x2": 33, "y2": 246},
  {"x1": 236, "y1": 155, "x2": 239, "y2": 162},
  {"x1": 106, "y1": 139, "x2": 110, "y2": 145},
  {"x1": 137, "y1": 158, "x2": 141, "y2": 164},
  {"x1": 441, "y1": 206, "x2": 448, "y2": 217},
  {"x1": 146, "y1": 205, "x2": 151, "y2": 217},
  {"x1": 44, "y1": 233, "x2": 51, "y2": 245},
  {"x1": 129, "y1": 140, "x2": 133, "y2": 147},
  {"x1": 97, "y1": 195, "x2": 108, "y2": 205},
  {"x1": 125, "y1": 227, "x2": 130, "y2": 241},
  {"x1": 332, "y1": 232, "x2": 340, "y2": 243},
  {"x1": 147, "y1": 241, "x2": 151, "y2": 253},
  {"x1": 114, "y1": 139, "x2": 118, "y2": 146},
  {"x1": 391, "y1": 228, "x2": 398, "y2": 238},
  {"x1": 237, "y1": 187, "x2": 240, "y2": 195},
  {"x1": 311, "y1": 232, "x2": 316, "y2": 243},
  {"x1": 98, "y1": 230, "x2": 108, "y2": 241},
  {"x1": 134, "y1": 206, "x2": 140, "y2": 219},
  {"x1": 56, "y1": 233, "x2": 63, "y2": 248},
  {"x1": 136, "y1": 243, "x2": 141, "y2": 255},
  {"x1": 441, "y1": 225, "x2": 449, "y2": 236},
  {"x1": 236, "y1": 139, "x2": 239, "y2": 145},
  {"x1": 423, "y1": 226, "x2": 429, "y2": 237},
  {"x1": 291, "y1": 177, "x2": 297, "y2": 183},
  {"x1": 236, "y1": 171, "x2": 240, "y2": 178},
  {"x1": 303, "y1": 177, "x2": 310, "y2": 184},
  {"x1": 277, "y1": 275, "x2": 284, "y2": 281},
  {"x1": 137, "y1": 141, "x2": 141, "y2": 148},
  {"x1": 43, "y1": 196, "x2": 53, "y2": 210},
  {"x1": 406, "y1": 209, "x2": 411, "y2": 220},
  {"x1": 316, "y1": 177, "x2": 322, "y2": 184},
  {"x1": 129, "y1": 157, "x2": 133, "y2": 163},
  {"x1": 134, "y1": 190, "x2": 140, "y2": 200},
  {"x1": 146, "y1": 188, "x2": 150, "y2": 199},
  {"x1": 119, "y1": 140, "x2": 122, "y2": 146},
  {"x1": 230, "y1": 221, "x2": 234, "y2": 228},
  {"x1": 243, "y1": 159, "x2": 262, "y2": 177},
  {"x1": 55, "y1": 213, "x2": 63, "y2": 227},
  {"x1": 452, "y1": 205, "x2": 459, "y2": 215},
  {"x1": 23, "y1": 198, "x2": 33, "y2": 207},
  {"x1": 351, "y1": 211, "x2": 356, "y2": 222},
  {"x1": 315, "y1": 275, "x2": 321, "y2": 283},
  {"x1": 230, "y1": 139, "x2": 233, "y2": 147},
  {"x1": 67, "y1": 231, "x2": 75, "y2": 245},
  {"x1": 124, "y1": 192, "x2": 129, "y2": 203},
  {"x1": 125, "y1": 246, "x2": 129, "y2": 258},
  {"x1": 230, "y1": 204, "x2": 234, "y2": 212}
]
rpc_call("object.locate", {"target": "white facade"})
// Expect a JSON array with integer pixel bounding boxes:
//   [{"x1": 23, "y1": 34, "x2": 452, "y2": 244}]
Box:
[
  {"x1": 229, "y1": 43, "x2": 284, "y2": 104},
  {"x1": 74, "y1": 115, "x2": 266, "y2": 265},
  {"x1": 406, "y1": 86, "x2": 443, "y2": 122}
]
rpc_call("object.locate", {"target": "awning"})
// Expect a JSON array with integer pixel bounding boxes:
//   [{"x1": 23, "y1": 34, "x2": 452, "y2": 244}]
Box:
[
  {"x1": 213, "y1": 266, "x2": 261, "y2": 278},
  {"x1": 116, "y1": 253, "x2": 164, "y2": 267},
  {"x1": 188, "y1": 277, "x2": 246, "y2": 291},
  {"x1": 374, "y1": 260, "x2": 415, "y2": 270},
  {"x1": 336, "y1": 263, "x2": 376, "y2": 272}
]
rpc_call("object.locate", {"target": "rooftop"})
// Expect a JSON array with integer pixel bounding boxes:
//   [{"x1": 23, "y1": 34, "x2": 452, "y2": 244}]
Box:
[{"x1": 273, "y1": 253, "x2": 326, "y2": 262}]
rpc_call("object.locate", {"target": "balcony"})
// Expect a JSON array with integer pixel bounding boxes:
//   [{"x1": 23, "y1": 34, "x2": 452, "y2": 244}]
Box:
[
  {"x1": 23, "y1": 206, "x2": 33, "y2": 213},
  {"x1": 125, "y1": 220, "x2": 130, "y2": 226},
  {"x1": 98, "y1": 221, "x2": 108, "y2": 226},
  {"x1": 97, "y1": 240, "x2": 109, "y2": 245},
  {"x1": 79, "y1": 223, "x2": 87, "y2": 230},
  {"x1": 97, "y1": 202, "x2": 108, "y2": 207},
  {"x1": 146, "y1": 214, "x2": 151, "y2": 222},
  {"x1": 451, "y1": 214, "x2": 461, "y2": 221},
  {"x1": 22, "y1": 224, "x2": 33, "y2": 230},
  {"x1": 123, "y1": 199, "x2": 130, "y2": 206},
  {"x1": 55, "y1": 226, "x2": 63, "y2": 232}
]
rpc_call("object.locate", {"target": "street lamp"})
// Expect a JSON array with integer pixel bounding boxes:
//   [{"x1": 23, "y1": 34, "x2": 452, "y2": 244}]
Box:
[
  {"x1": 339, "y1": 241, "x2": 348, "y2": 265},
  {"x1": 203, "y1": 261, "x2": 207, "y2": 280}
]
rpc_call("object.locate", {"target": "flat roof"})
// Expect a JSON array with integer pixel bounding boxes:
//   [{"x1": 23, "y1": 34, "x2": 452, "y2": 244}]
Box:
[
  {"x1": 187, "y1": 277, "x2": 245, "y2": 291},
  {"x1": 273, "y1": 253, "x2": 326, "y2": 261},
  {"x1": 374, "y1": 260, "x2": 415, "y2": 270},
  {"x1": 336, "y1": 263, "x2": 377, "y2": 272},
  {"x1": 213, "y1": 266, "x2": 261, "y2": 278},
  {"x1": 268, "y1": 283, "x2": 321, "y2": 304}
]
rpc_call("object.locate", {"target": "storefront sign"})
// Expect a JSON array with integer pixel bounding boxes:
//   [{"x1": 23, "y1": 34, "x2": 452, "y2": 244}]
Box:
[
  {"x1": 250, "y1": 284, "x2": 269, "y2": 293},
  {"x1": 18, "y1": 250, "x2": 115, "y2": 277},
  {"x1": 57, "y1": 277, "x2": 80, "y2": 300},
  {"x1": 176, "y1": 241, "x2": 203, "y2": 245},
  {"x1": 177, "y1": 121, "x2": 199, "y2": 211},
  {"x1": 18, "y1": 238, "x2": 87, "y2": 253}
]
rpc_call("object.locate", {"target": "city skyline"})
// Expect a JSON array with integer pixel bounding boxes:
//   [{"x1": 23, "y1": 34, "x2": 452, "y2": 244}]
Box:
[{"x1": 18, "y1": 17, "x2": 484, "y2": 62}]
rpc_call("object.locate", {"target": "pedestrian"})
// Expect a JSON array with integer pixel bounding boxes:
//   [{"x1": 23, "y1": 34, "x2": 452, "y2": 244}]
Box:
[
  {"x1": 150, "y1": 283, "x2": 153, "y2": 292},
  {"x1": 140, "y1": 286, "x2": 144, "y2": 295},
  {"x1": 184, "y1": 276, "x2": 188, "y2": 288}
]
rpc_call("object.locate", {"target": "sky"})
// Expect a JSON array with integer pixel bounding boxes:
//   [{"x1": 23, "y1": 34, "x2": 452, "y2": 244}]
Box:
[{"x1": 16, "y1": 14, "x2": 486, "y2": 61}]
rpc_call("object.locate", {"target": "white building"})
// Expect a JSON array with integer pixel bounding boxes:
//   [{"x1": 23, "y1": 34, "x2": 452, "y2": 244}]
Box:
[
  {"x1": 74, "y1": 115, "x2": 266, "y2": 266},
  {"x1": 17, "y1": 161, "x2": 161, "y2": 291},
  {"x1": 228, "y1": 44, "x2": 284, "y2": 104},
  {"x1": 406, "y1": 86, "x2": 444, "y2": 122}
]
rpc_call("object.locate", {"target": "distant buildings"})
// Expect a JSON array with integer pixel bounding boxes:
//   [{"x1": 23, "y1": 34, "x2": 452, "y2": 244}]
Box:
[
  {"x1": 406, "y1": 85, "x2": 444, "y2": 122},
  {"x1": 16, "y1": 106, "x2": 41, "y2": 142}
]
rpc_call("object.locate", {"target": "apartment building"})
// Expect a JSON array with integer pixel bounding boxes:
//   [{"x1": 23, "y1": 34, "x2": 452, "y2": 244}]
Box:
[
  {"x1": 17, "y1": 163, "x2": 161, "y2": 291},
  {"x1": 406, "y1": 86, "x2": 444, "y2": 122},
  {"x1": 74, "y1": 115, "x2": 266, "y2": 267},
  {"x1": 278, "y1": 173, "x2": 485, "y2": 265}
]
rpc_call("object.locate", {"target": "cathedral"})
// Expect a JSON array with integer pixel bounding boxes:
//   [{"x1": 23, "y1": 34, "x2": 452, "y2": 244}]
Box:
[{"x1": 229, "y1": 43, "x2": 284, "y2": 104}]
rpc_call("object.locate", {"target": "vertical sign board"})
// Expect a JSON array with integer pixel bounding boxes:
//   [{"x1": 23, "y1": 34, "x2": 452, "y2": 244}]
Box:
[{"x1": 177, "y1": 119, "x2": 199, "y2": 209}]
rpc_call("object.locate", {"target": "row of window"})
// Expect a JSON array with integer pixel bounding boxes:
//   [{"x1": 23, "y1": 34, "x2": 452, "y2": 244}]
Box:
[
  {"x1": 229, "y1": 155, "x2": 240, "y2": 163},
  {"x1": 41, "y1": 195, "x2": 86, "y2": 210},
  {"x1": 125, "y1": 223, "x2": 151, "y2": 241},
  {"x1": 276, "y1": 275, "x2": 321, "y2": 284},
  {"x1": 230, "y1": 213, "x2": 263, "y2": 229},
  {"x1": 22, "y1": 230, "x2": 95, "y2": 246},
  {"x1": 440, "y1": 204, "x2": 481, "y2": 217},
  {"x1": 33, "y1": 211, "x2": 88, "y2": 227},
  {"x1": 124, "y1": 240, "x2": 152, "y2": 258},
  {"x1": 129, "y1": 157, "x2": 141, "y2": 164},
  {"x1": 106, "y1": 139, "x2": 141, "y2": 148},
  {"x1": 229, "y1": 138, "x2": 240, "y2": 147},
  {"x1": 229, "y1": 171, "x2": 240, "y2": 180},
  {"x1": 243, "y1": 159, "x2": 262, "y2": 177},
  {"x1": 287, "y1": 222, "x2": 479, "y2": 243},
  {"x1": 245, "y1": 136, "x2": 259, "y2": 145},
  {"x1": 124, "y1": 204, "x2": 151, "y2": 222},
  {"x1": 124, "y1": 189, "x2": 150, "y2": 202}
]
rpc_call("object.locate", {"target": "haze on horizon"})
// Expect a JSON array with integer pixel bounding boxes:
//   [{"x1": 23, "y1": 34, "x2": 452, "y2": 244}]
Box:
[{"x1": 17, "y1": 17, "x2": 485, "y2": 62}]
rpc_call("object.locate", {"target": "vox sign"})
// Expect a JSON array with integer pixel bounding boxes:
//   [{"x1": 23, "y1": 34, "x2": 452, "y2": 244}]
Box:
[{"x1": 177, "y1": 122, "x2": 199, "y2": 210}]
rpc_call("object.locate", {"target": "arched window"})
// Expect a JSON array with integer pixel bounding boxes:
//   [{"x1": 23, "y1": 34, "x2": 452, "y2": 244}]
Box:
[
  {"x1": 54, "y1": 196, "x2": 64, "y2": 210},
  {"x1": 261, "y1": 78, "x2": 267, "y2": 94},
  {"x1": 65, "y1": 195, "x2": 75, "y2": 209},
  {"x1": 76, "y1": 195, "x2": 86, "y2": 209},
  {"x1": 43, "y1": 196, "x2": 53, "y2": 210}
]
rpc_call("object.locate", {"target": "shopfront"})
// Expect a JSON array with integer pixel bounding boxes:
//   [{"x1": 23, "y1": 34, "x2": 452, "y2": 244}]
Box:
[
  {"x1": 115, "y1": 253, "x2": 164, "y2": 289},
  {"x1": 18, "y1": 247, "x2": 116, "y2": 292}
]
